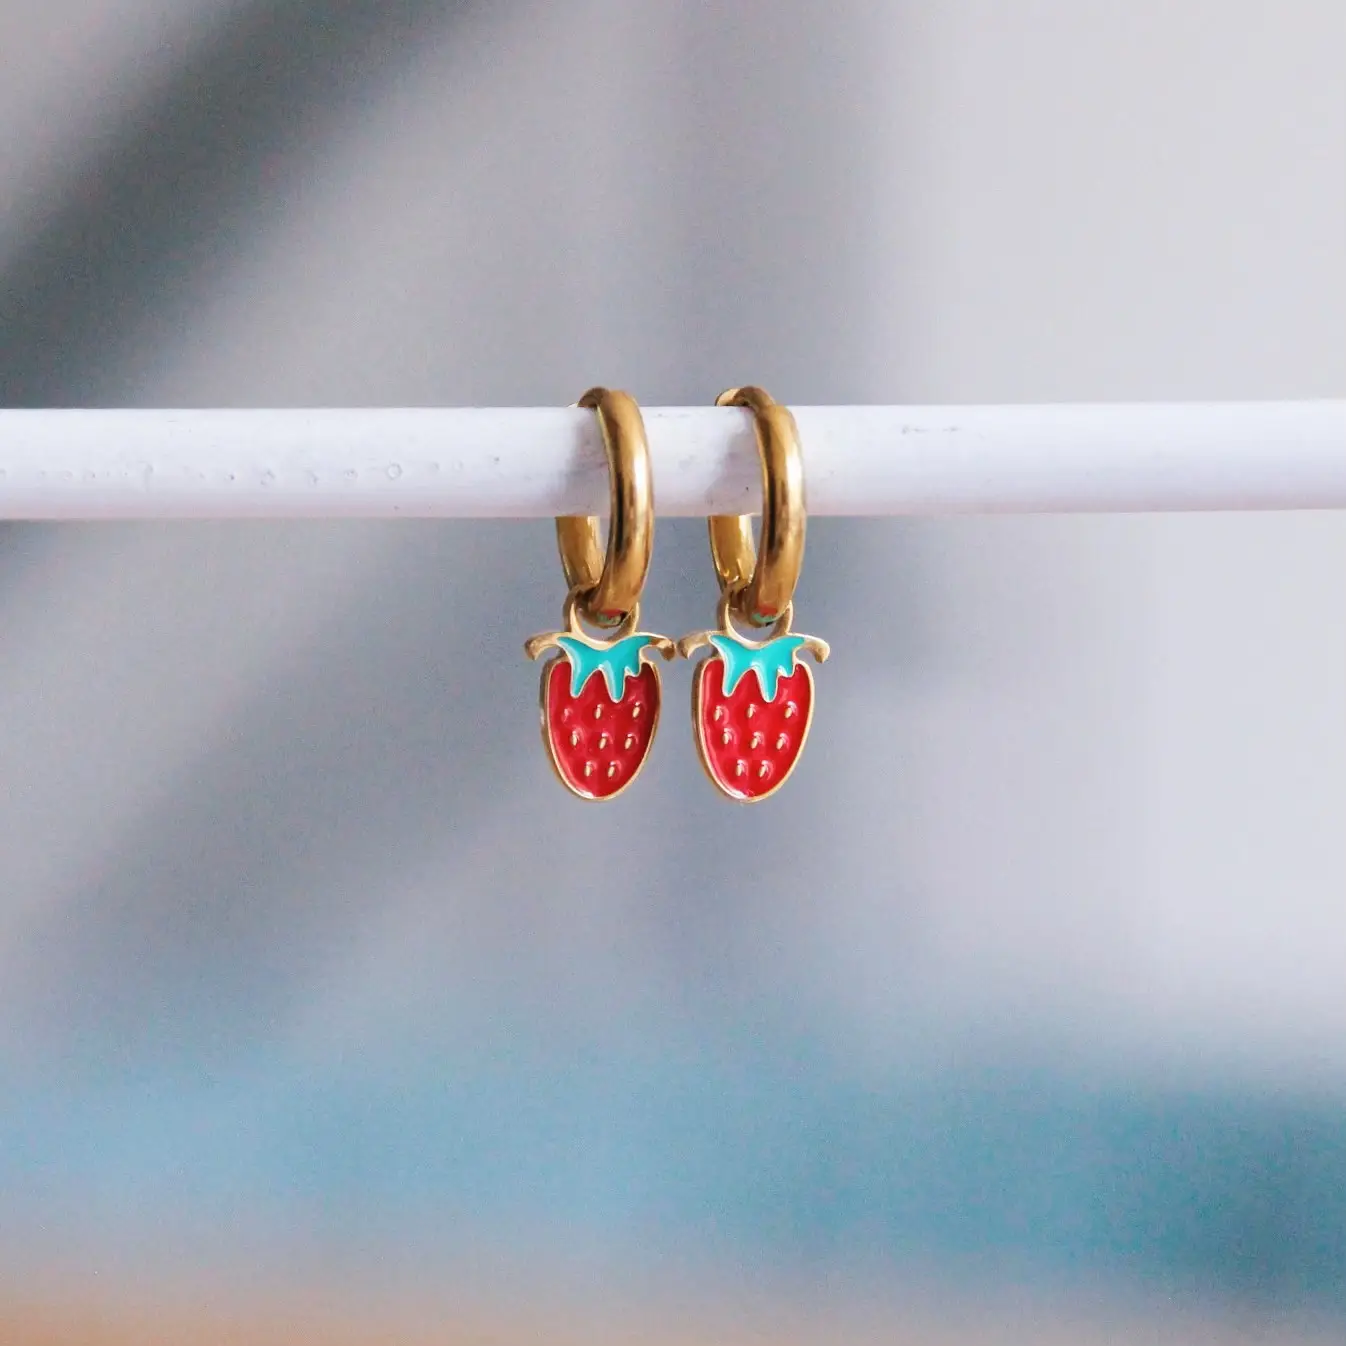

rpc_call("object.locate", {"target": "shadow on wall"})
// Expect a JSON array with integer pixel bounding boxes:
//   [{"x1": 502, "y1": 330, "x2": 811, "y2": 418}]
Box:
[{"x1": 0, "y1": 0, "x2": 465, "y2": 405}]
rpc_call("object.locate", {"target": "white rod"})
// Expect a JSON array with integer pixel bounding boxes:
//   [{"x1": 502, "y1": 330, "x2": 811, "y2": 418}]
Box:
[{"x1": 0, "y1": 402, "x2": 1341, "y2": 519}]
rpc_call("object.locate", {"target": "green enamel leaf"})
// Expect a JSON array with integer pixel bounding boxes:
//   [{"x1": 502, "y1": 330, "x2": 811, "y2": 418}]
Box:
[
  {"x1": 556, "y1": 634, "x2": 654, "y2": 701},
  {"x1": 708, "y1": 633, "x2": 807, "y2": 702}
]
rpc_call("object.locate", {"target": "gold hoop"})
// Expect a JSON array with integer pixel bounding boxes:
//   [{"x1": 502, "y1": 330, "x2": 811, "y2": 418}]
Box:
[
  {"x1": 556, "y1": 387, "x2": 654, "y2": 628},
  {"x1": 708, "y1": 386, "x2": 805, "y2": 627}
]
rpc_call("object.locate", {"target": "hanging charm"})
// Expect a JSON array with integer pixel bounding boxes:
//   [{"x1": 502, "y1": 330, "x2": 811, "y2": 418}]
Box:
[
  {"x1": 679, "y1": 596, "x2": 827, "y2": 801},
  {"x1": 524, "y1": 387, "x2": 674, "y2": 800},
  {"x1": 527, "y1": 596, "x2": 674, "y2": 799},
  {"x1": 678, "y1": 386, "x2": 829, "y2": 801}
]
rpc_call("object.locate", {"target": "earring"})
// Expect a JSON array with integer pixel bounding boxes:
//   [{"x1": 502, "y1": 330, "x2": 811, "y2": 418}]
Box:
[
  {"x1": 525, "y1": 388, "x2": 674, "y2": 799},
  {"x1": 678, "y1": 387, "x2": 829, "y2": 801}
]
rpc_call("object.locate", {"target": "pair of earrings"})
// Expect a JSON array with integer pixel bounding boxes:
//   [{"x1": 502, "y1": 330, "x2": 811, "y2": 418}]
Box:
[{"x1": 525, "y1": 386, "x2": 829, "y2": 803}]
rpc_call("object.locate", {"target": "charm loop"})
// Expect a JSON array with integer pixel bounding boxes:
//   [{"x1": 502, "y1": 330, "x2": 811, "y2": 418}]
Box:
[
  {"x1": 523, "y1": 587, "x2": 649, "y2": 654},
  {"x1": 556, "y1": 387, "x2": 653, "y2": 628},
  {"x1": 708, "y1": 386, "x2": 806, "y2": 628}
]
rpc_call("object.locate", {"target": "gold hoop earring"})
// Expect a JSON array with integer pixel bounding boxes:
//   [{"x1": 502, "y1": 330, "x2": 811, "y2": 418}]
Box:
[
  {"x1": 525, "y1": 388, "x2": 674, "y2": 800},
  {"x1": 678, "y1": 387, "x2": 829, "y2": 801}
]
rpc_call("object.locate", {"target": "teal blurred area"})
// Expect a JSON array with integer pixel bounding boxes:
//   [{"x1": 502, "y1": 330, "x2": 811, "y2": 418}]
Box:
[{"x1": 3, "y1": 1026, "x2": 1344, "y2": 1310}]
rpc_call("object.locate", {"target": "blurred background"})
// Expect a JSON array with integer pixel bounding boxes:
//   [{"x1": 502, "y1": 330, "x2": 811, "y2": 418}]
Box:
[{"x1": 0, "y1": 1, "x2": 1344, "y2": 1341}]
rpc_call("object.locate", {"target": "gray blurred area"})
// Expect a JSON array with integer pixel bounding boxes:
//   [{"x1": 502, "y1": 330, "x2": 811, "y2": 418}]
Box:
[{"x1": 1, "y1": 0, "x2": 1345, "y2": 1328}]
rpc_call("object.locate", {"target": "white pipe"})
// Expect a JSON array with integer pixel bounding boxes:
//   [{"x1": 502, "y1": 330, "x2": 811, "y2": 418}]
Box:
[{"x1": 0, "y1": 402, "x2": 1341, "y2": 519}]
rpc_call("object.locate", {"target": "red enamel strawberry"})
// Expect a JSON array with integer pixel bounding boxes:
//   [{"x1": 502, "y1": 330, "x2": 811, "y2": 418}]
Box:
[
  {"x1": 679, "y1": 626, "x2": 829, "y2": 801},
  {"x1": 525, "y1": 628, "x2": 675, "y2": 799}
]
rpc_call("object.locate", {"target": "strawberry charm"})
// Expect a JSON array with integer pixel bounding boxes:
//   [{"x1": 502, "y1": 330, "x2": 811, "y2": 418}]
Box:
[
  {"x1": 681, "y1": 383, "x2": 828, "y2": 801},
  {"x1": 526, "y1": 613, "x2": 674, "y2": 800},
  {"x1": 680, "y1": 613, "x2": 828, "y2": 801}
]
